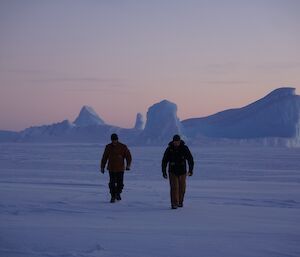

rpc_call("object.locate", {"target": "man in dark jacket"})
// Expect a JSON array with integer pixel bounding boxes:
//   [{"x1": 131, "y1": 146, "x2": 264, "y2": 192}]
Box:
[
  {"x1": 100, "y1": 133, "x2": 132, "y2": 203},
  {"x1": 162, "y1": 134, "x2": 194, "y2": 209}
]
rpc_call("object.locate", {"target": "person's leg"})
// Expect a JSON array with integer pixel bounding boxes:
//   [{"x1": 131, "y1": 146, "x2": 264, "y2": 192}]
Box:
[
  {"x1": 109, "y1": 172, "x2": 117, "y2": 202},
  {"x1": 115, "y1": 172, "x2": 124, "y2": 200},
  {"x1": 169, "y1": 172, "x2": 179, "y2": 209},
  {"x1": 178, "y1": 174, "x2": 187, "y2": 207}
]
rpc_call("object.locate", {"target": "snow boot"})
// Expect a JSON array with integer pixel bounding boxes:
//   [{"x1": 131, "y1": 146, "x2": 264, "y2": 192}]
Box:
[{"x1": 115, "y1": 193, "x2": 121, "y2": 201}]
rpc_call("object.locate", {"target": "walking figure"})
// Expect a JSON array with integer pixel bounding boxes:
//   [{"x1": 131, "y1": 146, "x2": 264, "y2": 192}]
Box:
[
  {"x1": 162, "y1": 135, "x2": 194, "y2": 209},
  {"x1": 100, "y1": 133, "x2": 132, "y2": 203}
]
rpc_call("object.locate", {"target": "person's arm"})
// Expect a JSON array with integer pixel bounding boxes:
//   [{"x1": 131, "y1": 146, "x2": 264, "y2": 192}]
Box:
[
  {"x1": 161, "y1": 148, "x2": 169, "y2": 178},
  {"x1": 100, "y1": 145, "x2": 109, "y2": 173},
  {"x1": 185, "y1": 146, "x2": 194, "y2": 176},
  {"x1": 125, "y1": 147, "x2": 132, "y2": 170}
]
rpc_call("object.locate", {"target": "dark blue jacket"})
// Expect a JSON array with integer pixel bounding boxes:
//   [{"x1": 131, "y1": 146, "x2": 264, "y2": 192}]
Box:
[{"x1": 162, "y1": 140, "x2": 194, "y2": 176}]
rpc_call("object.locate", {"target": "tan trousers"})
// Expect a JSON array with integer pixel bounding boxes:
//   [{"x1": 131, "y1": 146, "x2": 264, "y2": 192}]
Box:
[{"x1": 169, "y1": 172, "x2": 186, "y2": 206}]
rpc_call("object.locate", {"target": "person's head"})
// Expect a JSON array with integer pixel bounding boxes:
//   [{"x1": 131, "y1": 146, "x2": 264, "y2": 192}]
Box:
[
  {"x1": 172, "y1": 134, "x2": 181, "y2": 147},
  {"x1": 111, "y1": 133, "x2": 118, "y2": 144}
]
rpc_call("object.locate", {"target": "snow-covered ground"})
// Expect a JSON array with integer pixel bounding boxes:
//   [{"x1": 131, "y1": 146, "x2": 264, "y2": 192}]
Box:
[{"x1": 1, "y1": 144, "x2": 300, "y2": 257}]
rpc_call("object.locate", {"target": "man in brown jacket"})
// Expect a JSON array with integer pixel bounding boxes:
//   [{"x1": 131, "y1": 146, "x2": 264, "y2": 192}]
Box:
[{"x1": 100, "y1": 133, "x2": 132, "y2": 203}]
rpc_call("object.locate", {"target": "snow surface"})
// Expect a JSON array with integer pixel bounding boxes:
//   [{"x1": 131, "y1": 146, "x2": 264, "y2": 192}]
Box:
[{"x1": 1, "y1": 144, "x2": 300, "y2": 257}]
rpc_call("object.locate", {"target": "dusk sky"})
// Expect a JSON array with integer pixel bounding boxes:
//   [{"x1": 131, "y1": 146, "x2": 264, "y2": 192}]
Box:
[{"x1": 1, "y1": 0, "x2": 300, "y2": 131}]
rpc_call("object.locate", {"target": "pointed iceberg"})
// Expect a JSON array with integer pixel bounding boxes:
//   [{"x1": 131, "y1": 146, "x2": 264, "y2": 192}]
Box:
[{"x1": 73, "y1": 106, "x2": 105, "y2": 127}]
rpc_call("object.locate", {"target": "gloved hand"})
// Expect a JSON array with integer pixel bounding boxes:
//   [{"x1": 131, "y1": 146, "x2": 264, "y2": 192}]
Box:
[
  {"x1": 100, "y1": 168, "x2": 105, "y2": 174},
  {"x1": 162, "y1": 172, "x2": 168, "y2": 179},
  {"x1": 188, "y1": 171, "x2": 193, "y2": 177},
  {"x1": 126, "y1": 166, "x2": 130, "y2": 171}
]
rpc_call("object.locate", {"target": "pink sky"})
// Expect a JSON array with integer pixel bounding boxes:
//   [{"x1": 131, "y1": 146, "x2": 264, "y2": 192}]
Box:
[{"x1": 1, "y1": 1, "x2": 300, "y2": 131}]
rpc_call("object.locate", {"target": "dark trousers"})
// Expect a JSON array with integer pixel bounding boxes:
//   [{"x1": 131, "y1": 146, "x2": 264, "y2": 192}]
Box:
[
  {"x1": 169, "y1": 172, "x2": 186, "y2": 206},
  {"x1": 109, "y1": 171, "x2": 124, "y2": 197}
]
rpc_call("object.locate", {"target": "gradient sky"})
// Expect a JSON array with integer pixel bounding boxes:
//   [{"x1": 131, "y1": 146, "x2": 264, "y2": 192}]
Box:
[{"x1": 1, "y1": 0, "x2": 300, "y2": 131}]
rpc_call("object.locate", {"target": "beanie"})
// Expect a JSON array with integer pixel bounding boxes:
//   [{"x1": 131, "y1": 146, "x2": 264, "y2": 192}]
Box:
[
  {"x1": 173, "y1": 134, "x2": 181, "y2": 141},
  {"x1": 111, "y1": 133, "x2": 118, "y2": 141}
]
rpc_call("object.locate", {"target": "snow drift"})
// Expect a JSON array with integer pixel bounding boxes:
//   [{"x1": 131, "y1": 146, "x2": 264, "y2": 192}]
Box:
[
  {"x1": 1, "y1": 87, "x2": 300, "y2": 146},
  {"x1": 182, "y1": 87, "x2": 300, "y2": 140}
]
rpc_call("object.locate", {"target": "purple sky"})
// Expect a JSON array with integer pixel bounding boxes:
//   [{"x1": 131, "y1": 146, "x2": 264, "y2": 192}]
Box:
[{"x1": 1, "y1": 0, "x2": 300, "y2": 131}]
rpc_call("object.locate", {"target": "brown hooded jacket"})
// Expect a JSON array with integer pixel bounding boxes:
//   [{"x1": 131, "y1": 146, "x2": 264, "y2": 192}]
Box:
[{"x1": 101, "y1": 142, "x2": 132, "y2": 172}]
